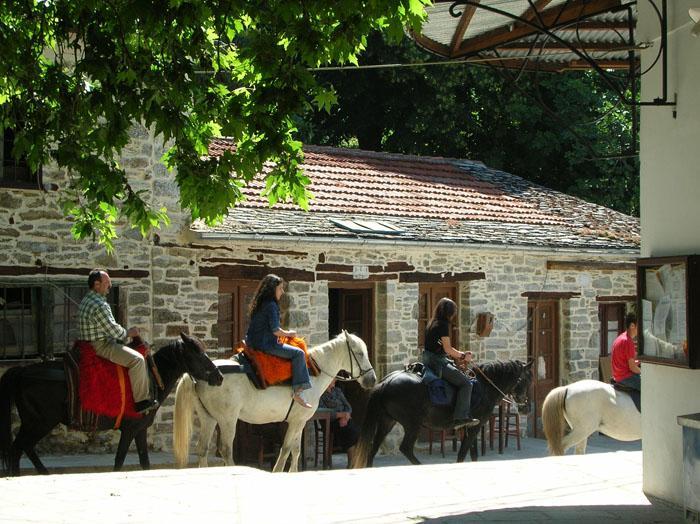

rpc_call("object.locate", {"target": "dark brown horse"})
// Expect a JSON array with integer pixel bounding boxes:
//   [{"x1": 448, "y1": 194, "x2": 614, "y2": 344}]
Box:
[
  {"x1": 0, "y1": 333, "x2": 223, "y2": 476},
  {"x1": 352, "y1": 360, "x2": 533, "y2": 467}
]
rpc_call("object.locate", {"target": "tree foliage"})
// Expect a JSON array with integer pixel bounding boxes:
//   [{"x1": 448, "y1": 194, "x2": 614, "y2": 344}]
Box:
[
  {"x1": 0, "y1": 0, "x2": 429, "y2": 251},
  {"x1": 299, "y1": 33, "x2": 639, "y2": 216}
]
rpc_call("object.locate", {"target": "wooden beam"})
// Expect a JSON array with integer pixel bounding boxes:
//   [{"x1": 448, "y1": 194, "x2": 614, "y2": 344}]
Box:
[
  {"x1": 562, "y1": 59, "x2": 636, "y2": 70},
  {"x1": 0, "y1": 265, "x2": 149, "y2": 278},
  {"x1": 315, "y1": 261, "x2": 415, "y2": 273},
  {"x1": 499, "y1": 41, "x2": 632, "y2": 52},
  {"x1": 450, "y1": 0, "x2": 480, "y2": 56},
  {"x1": 200, "y1": 264, "x2": 315, "y2": 282},
  {"x1": 317, "y1": 272, "x2": 398, "y2": 282},
  {"x1": 248, "y1": 248, "x2": 308, "y2": 258},
  {"x1": 521, "y1": 291, "x2": 581, "y2": 299},
  {"x1": 466, "y1": 56, "x2": 634, "y2": 72},
  {"x1": 546, "y1": 260, "x2": 636, "y2": 271},
  {"x1": 453, "y1": 0, "x2": 624, "y2": 59},
  {"x1": 409, "y1": 28, "x2": 452, "y2": 58},
  {"x1": 521, "y1": 0, "x2": 553, "y2": 23},
  {"x1": 596, "y1": 295, "x2": 636, "y2": 302},
  {"x1": 399, "y1": 271, "x2": 485, "y2": 283},
  {"x1": 201, "y1": 257, "x2": 267, "y2": 266}
]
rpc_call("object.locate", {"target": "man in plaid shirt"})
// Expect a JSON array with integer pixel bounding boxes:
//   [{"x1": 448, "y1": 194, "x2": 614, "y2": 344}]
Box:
[{"x1": 78, "y1": 269, "x2": 157, "y2": 414}]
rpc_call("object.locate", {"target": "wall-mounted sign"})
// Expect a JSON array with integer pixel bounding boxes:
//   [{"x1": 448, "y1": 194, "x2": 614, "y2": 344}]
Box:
[{"x1": 353, "y1": 265, "x2": 369, "y2": 280}]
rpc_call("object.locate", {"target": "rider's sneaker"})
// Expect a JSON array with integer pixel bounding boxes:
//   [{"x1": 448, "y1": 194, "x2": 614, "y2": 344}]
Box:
[
  {"x1": 135, "y1": 399, "x2": 159, "y2": 414},
  {"x1": 292, "y1": 390, "x2": 312, "y2": 409},
  {"x1": 454, "y1": 418, "x2": 480, "y2": 429}
]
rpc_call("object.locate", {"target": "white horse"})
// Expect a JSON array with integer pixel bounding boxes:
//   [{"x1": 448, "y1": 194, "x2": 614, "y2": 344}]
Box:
[
  {"x1": 173, "y1": 331, "x2": 376, "y2": 472},
  {"x1": 542, "y1": 379, "x2": 640, "y2": 455}
]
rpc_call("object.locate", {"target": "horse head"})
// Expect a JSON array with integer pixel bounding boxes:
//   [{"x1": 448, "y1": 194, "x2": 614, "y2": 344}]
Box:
[
  {"x1": 512, "y1": 360, "x2": 534, "y2": 414},
  {"x1": 341, "y1": 330, "x2": 377, "y2": 389},
  {"x1": 179, "y1": 333, "x2": 224, "y2": 386}
]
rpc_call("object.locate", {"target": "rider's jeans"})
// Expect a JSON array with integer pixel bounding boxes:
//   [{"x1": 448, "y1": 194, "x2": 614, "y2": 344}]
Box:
[
  {"x1": 619, "y1": 373, "x2": 641, "y2": 391},
  {"x1": 265, "y1": 343, "x2": 312, "y2": 391},
  {"x1": 441, "y1": 363, "x2": 474, "y2": 421},
  {"x1": 422, "y1": 351, "x2": 473, "y2": 420}
]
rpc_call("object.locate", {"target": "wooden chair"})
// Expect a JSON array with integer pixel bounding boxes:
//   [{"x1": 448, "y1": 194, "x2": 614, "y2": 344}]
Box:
[
  {"x1": 426, "y1": 427, "x2": 464, "y2": 457},
  {"x1": 599, "y1": 355, "x2": 613, "y2": 383},
  {"x1": 312, "y1": 418, "x2": 333, "y2": 468},
  {"x1": 488, "y1": 400, "x2": 521, "y2": 452}
]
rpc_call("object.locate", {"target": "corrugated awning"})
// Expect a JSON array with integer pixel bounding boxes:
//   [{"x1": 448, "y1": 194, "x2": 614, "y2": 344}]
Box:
[{"x1": 410, "y1": 0, "x2": 640, "y2": 72}]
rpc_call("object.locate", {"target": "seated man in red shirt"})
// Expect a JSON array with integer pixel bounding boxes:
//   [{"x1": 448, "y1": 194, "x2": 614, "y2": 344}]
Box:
[{"x1": 611, "y1": 313, "x2": 640, "y2": 391}]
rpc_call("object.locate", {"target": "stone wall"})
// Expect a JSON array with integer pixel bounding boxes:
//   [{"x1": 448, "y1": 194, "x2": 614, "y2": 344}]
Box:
[{"x1": 0, "y1": 125, "x2": 637, "y2": 457}]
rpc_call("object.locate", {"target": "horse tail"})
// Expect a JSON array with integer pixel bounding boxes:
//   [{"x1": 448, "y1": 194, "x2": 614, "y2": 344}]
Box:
[
  {"x1": 173, "y1": 374, "x2": 197, "y2": 468},
  {"x1": 0, "y1": 367, "x2": 22, "y2": 475},
  {"x1": 351, "y1": 385, "x2": 385, "y2": 469},
  {"x1": 542, "y1": 385, "x2": 568, "y2": 456}
]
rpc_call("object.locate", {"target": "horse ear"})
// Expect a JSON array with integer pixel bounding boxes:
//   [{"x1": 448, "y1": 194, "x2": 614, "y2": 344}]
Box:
[
  {"x1": 180, "y1": 332, "x2": 192, "y2": 344},
  {"x1": 342, "y1": 329, "x2": 348, "y2": 337},
  {"x1": 524, "y1": 360, "x2": 534, "y2": 370}
]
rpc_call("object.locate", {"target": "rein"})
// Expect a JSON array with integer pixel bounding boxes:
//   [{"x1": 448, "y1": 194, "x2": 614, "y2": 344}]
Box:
[
  {"x1": 472, "y1": 365, "x2": 516, "y2": 406},
  {"x1": 312, "y1": 332, "x2": 373, "y2": 382}
]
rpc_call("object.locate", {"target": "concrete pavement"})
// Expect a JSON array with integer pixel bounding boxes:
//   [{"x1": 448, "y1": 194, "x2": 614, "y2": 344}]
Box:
[{"x1": 4, "y1": 436, "x2": 683, "y2": 523}]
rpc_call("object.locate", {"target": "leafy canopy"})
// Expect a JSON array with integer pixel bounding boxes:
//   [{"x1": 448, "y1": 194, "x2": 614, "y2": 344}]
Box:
[{"x1": 0, "y1": 0, "x2": 428, "y2": 251}]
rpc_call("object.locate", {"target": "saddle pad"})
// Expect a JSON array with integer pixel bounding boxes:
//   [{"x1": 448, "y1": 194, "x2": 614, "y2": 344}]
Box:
[
  {"x1": 427, "y1": 377, "x2": 481, "y2": 409},
  {"x1": 236, "y1": 336, "x2": 319, "y2": 389},
  {"x1": 76, "y1": 340, "x2": 147, "y2": 423}
]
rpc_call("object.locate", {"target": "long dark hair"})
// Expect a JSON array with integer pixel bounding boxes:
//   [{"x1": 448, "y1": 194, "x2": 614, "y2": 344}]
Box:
[
  {"x1": 248, "y1": 274, "x2": 284, "y2": 319},
  {"x1": 427, "y1": 297, "x2": 457, "y2": 331}
]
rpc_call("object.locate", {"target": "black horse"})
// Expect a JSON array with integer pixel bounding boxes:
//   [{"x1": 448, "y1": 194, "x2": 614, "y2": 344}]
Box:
[
  {"x1": 352, "y1": 359, "x2": 533, "y2": 467},
  {"x1": 0, "y1": 333, "x2": 224, "y2": 476}
]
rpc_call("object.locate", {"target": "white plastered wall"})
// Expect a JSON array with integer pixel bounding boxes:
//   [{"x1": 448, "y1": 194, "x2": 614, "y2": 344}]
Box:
[{"x1": 638, "y1": 0, "x2": 700, "y2": 504}]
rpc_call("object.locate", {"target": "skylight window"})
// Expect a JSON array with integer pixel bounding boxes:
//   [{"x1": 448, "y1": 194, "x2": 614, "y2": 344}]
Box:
[{"x1": 330, "y1": 218, "x2": 403, "y2": 235}]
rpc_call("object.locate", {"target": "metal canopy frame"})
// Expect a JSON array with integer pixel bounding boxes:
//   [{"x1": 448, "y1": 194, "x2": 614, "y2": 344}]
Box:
[{"x1": 414, "y1": 0, "x2": 675, "y2": 108}]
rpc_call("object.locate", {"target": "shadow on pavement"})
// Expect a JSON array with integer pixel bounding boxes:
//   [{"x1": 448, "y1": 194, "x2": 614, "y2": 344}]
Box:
[{"x1": 420, "y1": 501, "x2": 683, "y2": 523}]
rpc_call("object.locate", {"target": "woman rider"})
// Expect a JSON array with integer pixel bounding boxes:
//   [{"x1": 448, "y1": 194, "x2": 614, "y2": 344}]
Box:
[
  {"x1": 421, "y1": 297, "x2": 480, "y2": 429},
  {"x1": 245, "y1": 274, "x2": 312, "y2": 408}
]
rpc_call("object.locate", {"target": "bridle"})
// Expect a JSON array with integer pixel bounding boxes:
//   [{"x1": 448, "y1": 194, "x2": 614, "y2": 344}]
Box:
[
  {"x1": 174, "y1": 340, "x2": 217, "y2": 386},
  {"x1": 472, "y1": 364, "x2": 529, "y2": 407},
  {"x1": 313, "y1": 330, "x2": 374, "y2": 382}
]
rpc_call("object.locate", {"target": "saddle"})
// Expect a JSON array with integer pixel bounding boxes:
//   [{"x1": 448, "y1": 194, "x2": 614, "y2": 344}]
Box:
[
  {"x1": 233, "y1": 336, "x2": 319, "y2": 389},
  {"x1": 64, "y1": 339, "x2": 158, "y2": 431},
  {"x1": 611, "y1": 380, "x2": 641, "y2": 412},
  {"x1": 405, "y1": 361, "x2": 481, "y2": 408}
]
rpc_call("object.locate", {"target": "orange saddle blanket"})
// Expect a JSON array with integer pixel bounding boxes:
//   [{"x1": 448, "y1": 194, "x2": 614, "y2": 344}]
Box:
[
  {"x1": 75, "y1": 341, "x2": 147, "y2": 421},
  {"x1": 236, "y1": 336, "x2": 319, "y2": 389}
]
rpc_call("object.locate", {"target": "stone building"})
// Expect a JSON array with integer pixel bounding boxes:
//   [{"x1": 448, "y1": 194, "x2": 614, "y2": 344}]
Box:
[{"x1": 0, "y1": 128, "x2": 639, "y2": 453}]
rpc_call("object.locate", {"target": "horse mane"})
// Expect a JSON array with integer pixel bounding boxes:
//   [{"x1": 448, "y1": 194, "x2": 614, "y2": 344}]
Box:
[
  {"x1": 477, "y1": 359, "x2": 525, "y2": 379},
  {"x1": 307, "y1": 331, "x2": 353, "y2": 357},
  {"x1": 151, "y1": 339, "x2": 182, "y2": 363}
]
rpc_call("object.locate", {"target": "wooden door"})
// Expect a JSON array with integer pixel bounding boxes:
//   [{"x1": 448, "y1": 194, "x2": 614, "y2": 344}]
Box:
[
  {"x1": 328, "y1": 286, "x2": 374, "y2": 427},
  {"x1": 217, "y1": 280, "x2": 257, "y2": 354},
  {"x1": 418, "y1": 284, "x2": 459, "y2": 352},
  {"x1": 599, "y1": 302, "x2": 625, "y2": 357},
  {"x1": 527, "y1": 300, "x2": 559, "y2": 438},
  {"x1": 329, "y1": 287, "x2": 373, "y2": 362}
]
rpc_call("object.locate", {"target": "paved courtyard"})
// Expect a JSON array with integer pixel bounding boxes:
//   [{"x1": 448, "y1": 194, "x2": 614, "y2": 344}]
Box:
[{"x1": 2, "y1": 435, "x2": 684, "y2": 523}]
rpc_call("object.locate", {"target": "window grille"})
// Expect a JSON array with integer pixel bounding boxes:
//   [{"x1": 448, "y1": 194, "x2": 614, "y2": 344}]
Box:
[
  {"x1": 1, "y1": 128, "x2": 41, "y2": 188},
  {"x1": 0, "y1": 283, "x2": 120, "y2": 360}
]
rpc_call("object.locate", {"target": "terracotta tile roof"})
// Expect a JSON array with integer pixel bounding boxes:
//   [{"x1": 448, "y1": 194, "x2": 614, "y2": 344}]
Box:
[{"x1": 198, "y1": 139, "x2": 640, "y2": 251}]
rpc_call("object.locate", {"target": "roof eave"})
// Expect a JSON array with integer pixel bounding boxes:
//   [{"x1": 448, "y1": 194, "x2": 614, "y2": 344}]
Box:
[{"x1": 195, "y1": 230, "x2": 639, "y2": 257}]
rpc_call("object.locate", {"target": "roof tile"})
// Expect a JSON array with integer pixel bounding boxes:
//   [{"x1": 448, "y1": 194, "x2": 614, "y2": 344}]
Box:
[{"x1": 200, "y1": 140, "x2": 639, "y2": 251}]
